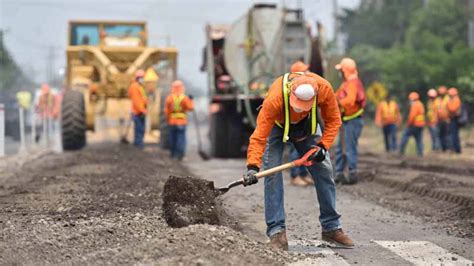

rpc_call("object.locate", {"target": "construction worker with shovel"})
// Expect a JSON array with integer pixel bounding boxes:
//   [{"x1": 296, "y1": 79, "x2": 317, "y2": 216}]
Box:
[
  {"x1": 164, "y1": 80, "x2": 194, "y2": 160},
  {"x1": 243, "y1": 71, "x2": 354, "y2": 250}
]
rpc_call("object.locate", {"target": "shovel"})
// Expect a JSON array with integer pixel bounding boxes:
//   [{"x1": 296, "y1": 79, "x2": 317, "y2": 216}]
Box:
[
  {"x1": 216, "y1": 149, "x2": 318, "y2": 194},
  {"x1": 192, "y1": 110, "x2": 210, "y2": 160}
]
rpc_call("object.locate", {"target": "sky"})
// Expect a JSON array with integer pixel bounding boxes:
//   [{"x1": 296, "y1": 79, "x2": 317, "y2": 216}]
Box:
[{"x1": 0, "y1": 0, "x2": 359, "y2": 90}]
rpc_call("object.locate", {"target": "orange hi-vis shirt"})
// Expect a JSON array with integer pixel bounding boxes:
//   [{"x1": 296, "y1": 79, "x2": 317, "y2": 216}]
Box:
[
  {"x1": 427, "y1": 98, "x2": 440, "y2": 126},
  {"x1": 407, "y1": 100, "x2": 425, "y2": 127},
  {"x1": 247, "y1": 72, "x2": 341, "y2": 169},
  {"x1": 128, "y1": 81, "x2": 148, "y2": 115},
  {"x1": 437, "y1": 95, "x2": 450, "y2": 122},
  {"x1": 164, "y1": 93, "x2": 194, "y2": 126},
  {"x1": 447, "y1": 95, "x2": 461, "y2": 118},
  {"x1": 375, "y1": 100, "x2": 401, "y2": 126},
  {"x1": 336, "y1": 78, "x2": 363, "y2": 118}
]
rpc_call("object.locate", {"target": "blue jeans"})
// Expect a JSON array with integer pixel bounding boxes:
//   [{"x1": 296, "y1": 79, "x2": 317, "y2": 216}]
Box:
[
  {"x1": 438, "y1": 121, "x2": 451, "y2": 152},
  {"x1": 335, "y1": 117, "x2": 364, "y2": 173},
  {"x1": 133, "y1": 114, "x2": 145, "y2": 149},
  {"x1": 399, "y1": 126, "x2": 423, "y2": 156},
  {"x1": 169, "y1": 125, "x2": 186, "y2": 159},
  {"x1": 382, "y1": 124, "x2": 398, "y2": 152},
  {"x1": 449, "y1": 120, "x2": 461, "y2": 153},
  {"x1": 428, "y1": 125, "x2": 441, "y2": 151},
  {"x1": 288, "y1": 144, "x2": 308, "y2": 178},
  {"x1": 263, "y1": 126, "x2": 341, "y2": 237}
]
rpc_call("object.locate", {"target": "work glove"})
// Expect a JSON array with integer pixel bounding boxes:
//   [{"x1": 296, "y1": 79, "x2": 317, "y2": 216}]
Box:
[
  {"x1": 243, "y1": 166, "x2": 259, "y2": 186},
  {"x1": 308, "y1": 143, "x2": 327, "y2": 163}
]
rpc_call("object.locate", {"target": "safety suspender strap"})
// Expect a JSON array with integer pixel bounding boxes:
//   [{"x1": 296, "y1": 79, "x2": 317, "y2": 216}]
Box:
[
  {"x1": 282, "y1": 73, "x2": 291, "y2": 143},
  {"x1": 280, "y1": 73, "x2": 317, "y2": 142}
]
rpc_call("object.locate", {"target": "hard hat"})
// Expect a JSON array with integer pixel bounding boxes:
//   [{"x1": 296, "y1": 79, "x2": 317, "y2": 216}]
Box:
[
  {"x1": 41, "y1": 84, "x2": 50, "y2": 94},
  {"x1": 448, "y1": 87, "x2": 458, "y2": 97},
  {"x1": 335, "y1": 58, "x2": 357, "y2": 72},
  {"x1": 437, "y1": 86, "x2": 447, "y2": 95},
  {"x1": 408, "y1": 92, "x2": 419, "y2": 101},
  {"x1": 171, "y1": 80, "x2": 185, "y2": 94},
  {"x1": 289, "y1": 75, "x2": 317, "y2": 111},
  {"x1": 135, "y1": 69, "x2": 145, "y2": 79},
  {"x1": 427, "y1": 89, "x2": 437, "y2": 98},
  {"x1": 290, "y1": 61, "x2": 309, "y2": 73}
]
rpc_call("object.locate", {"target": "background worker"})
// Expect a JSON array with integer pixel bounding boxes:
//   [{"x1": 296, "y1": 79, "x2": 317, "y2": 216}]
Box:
[
  {"x1": 243, "y1": 71, "x2": 353, "y2": 250},
  {"x1": 447, "y1": 87, "x2": 462, "y2": 153},
  {"x1": 436, "y1": 86, "x2": 451, "y2": 152},
  {"x1": 164, "y1": 80, "x2": 194, "y2": 160},
  {"x1": 375, "y1": 93, "x2": 401, "y2": 153},
  {"x1": 128, "y1": 70, "x2": 147, "y2": 149},
  {"x1": 288, "y1": 60, "x2": 312, "y2": 186},
  {"x1": 334, "y1": 58, "x2": 365, "y2": 184},
  {"x1": 426, "y1": 89, "x2": 441, "y2": 151},
  {"x1": 399, "y1": 92, "x2": 425, "y2": 156}
]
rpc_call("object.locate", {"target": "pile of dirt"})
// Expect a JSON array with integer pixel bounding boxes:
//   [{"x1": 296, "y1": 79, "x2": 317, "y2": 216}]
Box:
[
  {"x1": 163, "y1": 175, "x2": 220, "y2": 227},
  {"x1": 0, "y1": 144, "x2": 309, "y2": 264}
]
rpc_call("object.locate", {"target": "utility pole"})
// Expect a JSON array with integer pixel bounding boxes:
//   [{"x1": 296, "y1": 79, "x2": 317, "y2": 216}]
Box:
[{"x1": 469, "y1": 0, "x2": 474, "y2": 48}]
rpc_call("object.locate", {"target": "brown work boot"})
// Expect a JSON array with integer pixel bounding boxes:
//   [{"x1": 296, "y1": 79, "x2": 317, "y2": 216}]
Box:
[
  {"x1": 322, "y1": 229, "x2": 354, "y2": 248},
  {"x1": 302, "y1": 176, "x2": 314, "y2": 185},
  {"x1": 290, "y1": 176, "x2": 307, "y2": 187},
  {"x1": 268, "y1": 230, "x2": 288, "y2": 250}
]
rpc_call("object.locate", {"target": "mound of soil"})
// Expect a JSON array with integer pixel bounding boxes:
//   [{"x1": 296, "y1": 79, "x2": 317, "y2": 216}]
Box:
[
  {"x1": 163, "y1": 175, "x2": 220, "y2": 227},
  {"x1": 0, "y1": 144, "x2": 309, "y2": 264}
]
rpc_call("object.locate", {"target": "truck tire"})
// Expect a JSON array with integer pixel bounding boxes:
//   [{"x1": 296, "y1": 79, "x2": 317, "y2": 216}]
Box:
[
  {"x1": 210, "y1": 109, "x2": 243, "y2": 158},
  {"x1": 61, "y1": 90, "x2": 86, "y2": 150}
]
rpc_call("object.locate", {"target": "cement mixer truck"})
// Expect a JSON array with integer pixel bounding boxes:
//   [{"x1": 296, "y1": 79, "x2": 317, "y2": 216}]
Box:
[{"x1": 202, "y1": 4, "x2": 313, "y2": 157}]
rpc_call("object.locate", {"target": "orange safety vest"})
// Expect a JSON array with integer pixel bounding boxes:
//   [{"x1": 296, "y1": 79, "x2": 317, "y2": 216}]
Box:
[{"x1": 170, "y1": 94, "x2": 186, "y2": 119}]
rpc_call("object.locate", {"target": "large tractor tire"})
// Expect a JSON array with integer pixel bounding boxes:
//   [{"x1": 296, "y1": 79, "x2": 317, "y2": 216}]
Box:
[
  {"x1": 61, "y1": 90, "x2": 86, "y2": 150},
  {"x1": 210, "y1": 108, "x2": 244, "y2": 158}
]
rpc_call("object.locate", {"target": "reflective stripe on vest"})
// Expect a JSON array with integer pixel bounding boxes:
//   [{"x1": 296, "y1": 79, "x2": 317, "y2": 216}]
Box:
[
  {"x1": 342, "y1": 108, "x2": 364, "y2": 121},
  {"x1": 171, "y1": 94, "x2": 186, "y2": 119},
  {"x1": 414, "y1": 114, "x2": 425, "y2": 123},
  {"x1": 278, "y1": 72, "x2": 317, "y2": 143}
]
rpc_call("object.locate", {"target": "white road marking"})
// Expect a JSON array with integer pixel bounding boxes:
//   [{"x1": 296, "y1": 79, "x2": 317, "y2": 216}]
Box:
[
  {"x1": 375, "y1": 240, "x2": 473, "y2": 266},
  {"x1": 288, "y1": 240, "x2": 350, "y2": 266}
]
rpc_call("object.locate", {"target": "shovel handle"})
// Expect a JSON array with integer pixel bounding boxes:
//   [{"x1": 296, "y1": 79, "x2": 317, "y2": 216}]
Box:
[{"x1": 255, "y1": 162, "x2": 296, "y2": 179}]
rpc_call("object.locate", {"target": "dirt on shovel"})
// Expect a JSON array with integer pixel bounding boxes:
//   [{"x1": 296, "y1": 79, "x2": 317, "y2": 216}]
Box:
[{"x1": 162, "y1": 175, "x2": 222, "y2": 228}]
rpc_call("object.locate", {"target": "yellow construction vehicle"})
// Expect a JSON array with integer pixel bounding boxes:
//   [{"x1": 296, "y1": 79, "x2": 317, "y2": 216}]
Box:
[{"x1": 62, "y1": 20, "x2": 177, "y2": 150}]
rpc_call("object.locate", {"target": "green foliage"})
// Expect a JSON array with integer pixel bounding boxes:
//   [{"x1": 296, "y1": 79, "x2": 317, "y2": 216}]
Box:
[
  {"x1": 339, "y1": 0, "x2": 422, "y2": 49},
  {"x1": 340, "y1": 0, "x2": 473, "y2": 107},
  {"x1": 0, "y1": 33, "x2": 32, "y2": 92}
]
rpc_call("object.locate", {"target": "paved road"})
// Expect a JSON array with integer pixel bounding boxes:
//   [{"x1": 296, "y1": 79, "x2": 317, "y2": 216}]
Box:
[
  {"x1": 185, "y1": 155, "x2": 473, "y2": 265},
  {"x1": 183, "y1": 121, "x2": 474, "y2": 265}
]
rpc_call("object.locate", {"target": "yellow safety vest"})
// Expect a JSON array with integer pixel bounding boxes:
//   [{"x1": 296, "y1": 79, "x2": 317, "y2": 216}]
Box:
[
  {"x1": 170, "y1": 94, "x2": 186, "y2": 119},
  {"x1": 275, "y1": 72, "x2": 317, "y2": 143},
  {"x1": 381, "y1": 100, "x2": 396, "y2": 120},
  {"x1": 414, "y1": 114, "x2": 425, "y2": 123},
  {"x1": 427, "y1": 100, "x2": 436, "y2": 122}
]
